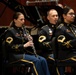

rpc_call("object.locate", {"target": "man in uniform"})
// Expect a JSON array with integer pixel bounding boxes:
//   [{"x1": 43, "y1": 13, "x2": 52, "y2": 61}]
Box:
[{"x1": 38, "y1": 8, "x2": 62, "y2": 75}]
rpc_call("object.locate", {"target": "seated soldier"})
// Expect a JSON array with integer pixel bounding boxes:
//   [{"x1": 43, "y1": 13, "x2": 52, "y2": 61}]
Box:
[
  {"x1": 4, "y1": 12, "x2": 50, "y2": 75},
  {"x1": 38, "y1": 7, "x2": 63, "y2": 75},
  {"x1": 55, "y1": 6, "x2": 76, "y2": 75}
]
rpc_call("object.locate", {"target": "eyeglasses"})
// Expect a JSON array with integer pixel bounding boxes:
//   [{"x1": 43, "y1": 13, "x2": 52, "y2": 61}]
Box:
[{"x1": 68, "y1": 13, "x2": 75, "y2": 16}]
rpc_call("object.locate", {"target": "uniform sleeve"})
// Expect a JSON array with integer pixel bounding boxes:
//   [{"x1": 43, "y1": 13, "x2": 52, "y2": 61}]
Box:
[
  {"x1": 55, "y1": 28, "x2": 73, "y2": 49},
  {"x1": 38, "y1": 29, "x2": 52, "y2": 50},
  {"x1": 69, "y1": 39, "x2": 76, "y2": 48},
  {"x1": 5, "y1": 31, "x2": 24, "y2": 53}
]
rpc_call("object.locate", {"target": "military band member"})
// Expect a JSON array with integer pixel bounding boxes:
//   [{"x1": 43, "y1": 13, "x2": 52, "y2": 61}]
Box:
[
  {"x1": 55, "y1": 6, "x2": 76, "y2": 62},
  {"x1": 38, "y1": 9, "x2": 62, "y2": 75},
  {"x1": 4, "y1": 12, "x2": 50, "y2": 75},
  {"x1": 38, "y1": 9, "x2": 58, "y2": 58},
  {"x1": 55, "y1": 6, "x2": 76, "y2": 75}
]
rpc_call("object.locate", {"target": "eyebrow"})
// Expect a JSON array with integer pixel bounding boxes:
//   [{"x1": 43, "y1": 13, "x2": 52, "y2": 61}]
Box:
[{"x1": 19, "y1": 18, "x2": 25, "y2": 20}]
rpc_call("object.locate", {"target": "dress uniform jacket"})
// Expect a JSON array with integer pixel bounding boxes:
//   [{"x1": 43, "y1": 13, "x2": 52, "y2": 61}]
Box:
[
  {"x1": 55, "y1": 22, "x2": 76, "y2": 60},
  {"x1": 38, "y1": 23, "x2": 56, "y2": 58},
  {"x1": 4, "y1": 25, "x2": 51, "y2": 75},
  {"x1": 5, "y1": 25, "x2": 34, "y2": 62}
]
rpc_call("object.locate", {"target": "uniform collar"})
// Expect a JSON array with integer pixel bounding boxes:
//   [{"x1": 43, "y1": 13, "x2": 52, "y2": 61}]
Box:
[
  {"x1": 13, "y1": 25, "x2": 22, "y2": 31},
  {"x1": 48, "y1": 23, "x2": 56, "y2": 28},
  {"x1": 63, "y1": 22, "x2": 72, "y2": 27}
]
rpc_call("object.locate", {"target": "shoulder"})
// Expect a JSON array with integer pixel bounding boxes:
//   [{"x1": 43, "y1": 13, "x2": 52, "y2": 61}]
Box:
[
  {"x1": 71, "y1": 24, "x2": 76, "y2": 28},
  {"x1": 57, "y1": 23, "x2": 64, "y2": 29},
  {"x1": 41, "y1": 25, "x2": 50, "y2": 32},
  {"x1": 38, "y1": 25, "x2": 48, "y2": 34},
  {"x1": 6, "y1": 27, "x2": 15, "y2": 34},
  {"x1": 41, "y1": 25, "x2": 49, "y2": 29},
  {"x1": 8, "y1": 27, "x2": 14, "y2": 31}
]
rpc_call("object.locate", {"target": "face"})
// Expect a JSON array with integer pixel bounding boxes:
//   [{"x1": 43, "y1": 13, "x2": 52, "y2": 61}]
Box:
[
  {"x1": 47, "y1": 9, "x2": 59, "y2": 24},
  {"x1": 14, "y1": 14, "x2": 25, "y2": 27},
  {"x1": 63, "y1": 9, "x2": 75, "y2": 23}
]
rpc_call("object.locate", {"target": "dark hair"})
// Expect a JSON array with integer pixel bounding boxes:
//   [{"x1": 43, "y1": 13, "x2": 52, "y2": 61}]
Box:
[
  {"x1": 13, "y1": 12, "x2": 23, "y2": 19},
  {"x1": 10, "y1": 12, "x2": 23, "y2": 27},
  {"x1": 63, "y1": 6, "x2": 72, "y2": 15}
]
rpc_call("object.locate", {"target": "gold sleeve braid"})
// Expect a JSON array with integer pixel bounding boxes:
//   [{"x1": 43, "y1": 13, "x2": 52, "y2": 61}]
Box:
[
  {"x1": 63, "y1": 40, "x2": 72, "y2": 48},
  {"x1": 12, "y1": 45, "x2": 19, "y2": 49},
  {"x1": 57, "y1": 35, "x2": 65, "y2": 43},
  {"x1": 11, "y1": 45, "x2": 20, "y2": 51},
  {"x1": 43, "y1": 42, "x2": 51, "y2": 48},
  {"x1": 38, "y1": 35, "x2": 51, "y2": 48},
  {"x1": 57, "y1": 35, "x2": 72, "y2": 48},
  {"x1": 6, "y1": 37, "x2": 20, "y2": 51}
]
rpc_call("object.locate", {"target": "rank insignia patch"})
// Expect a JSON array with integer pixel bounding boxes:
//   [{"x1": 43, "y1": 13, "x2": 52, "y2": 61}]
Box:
[
  {"x1": 6, "y1": 37, "x2": 13, "y2": 44},
  {"x1": 39, "y1": 35, "x2": 46, "y2": 42}
]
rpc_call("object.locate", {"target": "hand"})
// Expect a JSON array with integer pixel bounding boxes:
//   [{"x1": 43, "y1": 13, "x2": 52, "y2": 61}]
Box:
[
  {"x1": 28, "y1": 35, "x2": 33, "y2": 41},
  {"x1": 23, "y1": 41, "x2": 34, "y2": 48}
]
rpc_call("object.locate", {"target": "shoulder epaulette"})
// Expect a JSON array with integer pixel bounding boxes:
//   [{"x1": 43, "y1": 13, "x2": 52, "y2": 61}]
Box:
[
  {"x1": 71, "y1": 24, "x2": 76, "y2": 27},
  {"x1": 57, "y1": 23, "x2": 64, "y2": 29},
  {"x1": 8, "y1": 27, "x2": 14, "y2": 30},
  {"x1": 41, "y1": 25, "x2": 48, "y2": 29}
]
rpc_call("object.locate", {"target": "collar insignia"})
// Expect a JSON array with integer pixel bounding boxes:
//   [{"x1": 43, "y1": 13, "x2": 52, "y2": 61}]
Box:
[{"x1": 16, "y1": 33, "x2": 20, "y2": 36}]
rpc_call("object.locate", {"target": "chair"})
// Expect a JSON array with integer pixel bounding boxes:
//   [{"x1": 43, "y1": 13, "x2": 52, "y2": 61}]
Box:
[
  {"x1": 2, "y1": 40, "x2": 38, "y2": 75},
  {"x1": 51, "y1": 37, "x2": 76, "y2": 75}
]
